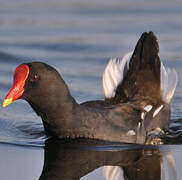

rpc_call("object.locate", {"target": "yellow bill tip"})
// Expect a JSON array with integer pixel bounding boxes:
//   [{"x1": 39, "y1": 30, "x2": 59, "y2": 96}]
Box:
[{"x1": 2, "y1": 98, "x2": 13, "y2": 107}]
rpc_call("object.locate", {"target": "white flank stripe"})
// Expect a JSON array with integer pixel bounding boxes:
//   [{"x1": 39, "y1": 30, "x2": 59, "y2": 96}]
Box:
[
  {"x1": 141, "y1": 112, "x2": 145, "y2": 120},
  {"x1": 127, "y1": 130, "x2": 136, "y2": 135},
  {"x1": 153, "y1": 105, "x2": 164, "y2": 118},
  {"x1": 144, "y1": 105, "x2": 153, "y2": 112}
]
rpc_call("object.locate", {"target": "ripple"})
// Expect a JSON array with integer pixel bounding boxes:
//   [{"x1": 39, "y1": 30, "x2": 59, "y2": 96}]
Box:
[{"x1": 0, "y1": 118, "x2": 46, "y2": 147}]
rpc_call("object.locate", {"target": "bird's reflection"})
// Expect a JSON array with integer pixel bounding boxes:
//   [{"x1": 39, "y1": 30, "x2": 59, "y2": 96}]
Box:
[{"x1": 39, "y1": 138, "x2": 177, "y2": 180}]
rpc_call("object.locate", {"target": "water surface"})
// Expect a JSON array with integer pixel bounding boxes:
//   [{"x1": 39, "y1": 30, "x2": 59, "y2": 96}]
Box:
[{"x1": 0, "y1": 0, "x2": 182, "y2": 179}]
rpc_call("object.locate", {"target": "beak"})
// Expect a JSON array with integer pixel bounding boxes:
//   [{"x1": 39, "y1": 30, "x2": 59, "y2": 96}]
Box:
[
  {"x1": 3, "y1": 64, "x2": 29, "y2": 107},
  {"x1": 3, "y1": 98, "x2": 13, "y2": 107}
]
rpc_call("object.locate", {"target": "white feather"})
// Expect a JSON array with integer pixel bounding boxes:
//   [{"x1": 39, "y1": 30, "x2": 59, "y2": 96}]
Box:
[
  {"x1": 103, "y1": 52, "x2": 178, "y2": 102},
  {"x1": 160, "y1": 62, "x2": 178, "y2": 103},
  {"x1": 127, "y1": 130, "x2": 136, "y2": 135},
  {"x1": 141, "y1": 112, "x2": 145, "y2": 120},
  {"x1": 103, "y1": 61, "x2": 116, "y2": 98},
  {"x1": 144, "y1": 105, "x2": 153, "y2": 112},
  {"x1": 103, "y1": 52, "x2": 132, "y2": 98},
  {"x1": 153, "y1": 105, "x2": 164, "y2": 118}
]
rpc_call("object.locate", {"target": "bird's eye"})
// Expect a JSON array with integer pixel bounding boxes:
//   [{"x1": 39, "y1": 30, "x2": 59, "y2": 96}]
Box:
[{"x1": 30, "y1": 74, "x2": 39, "y2": 82}]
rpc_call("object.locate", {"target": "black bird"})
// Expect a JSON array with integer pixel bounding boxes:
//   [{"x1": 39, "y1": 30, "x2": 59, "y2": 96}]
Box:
[{"x1": 2, "y1": 32, "x2": 178, "y2": 144}]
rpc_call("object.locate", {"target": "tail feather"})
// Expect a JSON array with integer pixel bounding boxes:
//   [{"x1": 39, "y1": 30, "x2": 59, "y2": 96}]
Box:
[
  {"x1": 103, "y1": 32, "x2": 178, "y2": 105},
  {"x1": 160, "y1": 62, "x2": 178, "y2": 103},
  {"x1": 103, "y1": 52, "x2": 132, "y2": 99},
  {"x1": 129, "y1": 32, "x2": 160, "y2": 74}
]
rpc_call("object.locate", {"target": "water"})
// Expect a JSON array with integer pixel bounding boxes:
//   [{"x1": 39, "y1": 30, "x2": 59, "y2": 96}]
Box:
[{"x1": 0, "y1": 0, "x2": 182, "y2": 179}]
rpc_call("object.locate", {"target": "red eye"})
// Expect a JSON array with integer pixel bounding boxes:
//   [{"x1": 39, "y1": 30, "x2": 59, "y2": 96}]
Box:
[{"x1": 30, "y1": 74, "x2": 39, "y2": 82}]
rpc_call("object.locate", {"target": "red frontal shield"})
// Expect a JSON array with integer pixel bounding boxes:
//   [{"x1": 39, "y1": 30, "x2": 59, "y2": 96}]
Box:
[{"x1": 3, "y1": 64, "x2": 29, "y2": 107}]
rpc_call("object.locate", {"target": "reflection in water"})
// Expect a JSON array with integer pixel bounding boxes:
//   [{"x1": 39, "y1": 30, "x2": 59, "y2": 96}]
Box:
[
  {"x1": 39, "y1": 138, "x2": 177, "y2": 180},
  {"x1": 161, "y1": 153, "x2": 177, "y2": 180},
  {"x1": 104, "y1": 150, "x2": 177, "y2": 180}
]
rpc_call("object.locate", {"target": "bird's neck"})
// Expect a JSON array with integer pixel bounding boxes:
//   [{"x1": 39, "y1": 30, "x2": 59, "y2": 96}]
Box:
[
  {"x1": 26, "y1": 76, "x2": 83, "y2": 137},
  {"x1": 29, "y1": 94, "x2": 81, "y2": 137}
]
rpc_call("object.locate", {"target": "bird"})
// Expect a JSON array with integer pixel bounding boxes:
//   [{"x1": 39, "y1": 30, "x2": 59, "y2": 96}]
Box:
[{"x1": 2, "y1": 32, "x2": 178, "y2": 144}]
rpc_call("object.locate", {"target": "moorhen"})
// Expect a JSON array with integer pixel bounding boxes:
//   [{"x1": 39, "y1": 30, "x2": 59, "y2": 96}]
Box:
[{"x1": 2, "y1": 32, "x2": 178, "y2": 144}]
